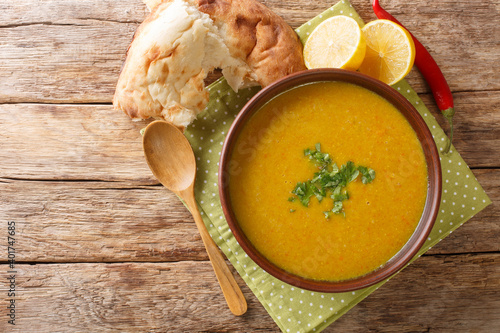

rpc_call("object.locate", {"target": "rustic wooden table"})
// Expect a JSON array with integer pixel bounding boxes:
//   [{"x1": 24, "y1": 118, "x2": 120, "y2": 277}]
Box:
[{"x1": 1, "y1": 0, "x2": 499, "y2": 332}]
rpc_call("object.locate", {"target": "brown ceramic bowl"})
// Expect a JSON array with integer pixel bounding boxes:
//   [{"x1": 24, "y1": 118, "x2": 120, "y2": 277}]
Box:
[{"x1": 218, "y1": 68, "x2": 441, "y2": 292}]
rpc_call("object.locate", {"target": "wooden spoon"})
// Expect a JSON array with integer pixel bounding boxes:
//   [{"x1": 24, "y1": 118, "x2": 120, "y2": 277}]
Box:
[{"x1": 142, "y1": 120, "x2": 247, "y2": 316}]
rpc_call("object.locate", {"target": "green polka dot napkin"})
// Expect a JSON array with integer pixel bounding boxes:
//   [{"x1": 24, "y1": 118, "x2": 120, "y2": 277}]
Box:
[{"x1": 182, "y1": 1, "x2": 491, "y2": 332}]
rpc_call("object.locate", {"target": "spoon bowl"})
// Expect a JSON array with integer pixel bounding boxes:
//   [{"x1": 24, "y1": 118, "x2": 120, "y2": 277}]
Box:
[
  {"x1": 142, "y1": 121, "x2": 195, "y2": 192},
  {"x1": 142, "y1": 120, "x2": 247, "y2": 316}
]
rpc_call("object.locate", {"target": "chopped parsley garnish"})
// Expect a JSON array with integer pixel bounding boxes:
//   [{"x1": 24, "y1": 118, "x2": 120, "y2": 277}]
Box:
[
  {"x1": 290, "y1": 144, "x2": 376, "y2": 218},
  {"x1": 358, "y1": 165, "x2": 377, "y2": 184}
]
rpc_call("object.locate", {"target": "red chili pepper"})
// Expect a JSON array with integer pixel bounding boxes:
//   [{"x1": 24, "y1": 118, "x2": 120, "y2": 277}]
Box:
[{"x1": 372, "y1": 0, "x2": 455, "y2": 154}]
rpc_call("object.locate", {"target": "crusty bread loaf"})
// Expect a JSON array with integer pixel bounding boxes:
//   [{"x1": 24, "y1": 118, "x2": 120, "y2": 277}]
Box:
[{"x1": 113, "y1": 0, "x2": 306, "y2": 129}]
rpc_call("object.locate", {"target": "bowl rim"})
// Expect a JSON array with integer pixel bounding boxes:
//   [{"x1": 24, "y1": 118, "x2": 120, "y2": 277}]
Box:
[{"x1": 218, "y1": 68, "x2": 442, "y2": 292}]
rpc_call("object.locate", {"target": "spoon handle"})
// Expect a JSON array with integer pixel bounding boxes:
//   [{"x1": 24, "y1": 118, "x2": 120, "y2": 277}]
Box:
[{"x1": 181, "y1": 189, "x2": 248, "y2": 316}]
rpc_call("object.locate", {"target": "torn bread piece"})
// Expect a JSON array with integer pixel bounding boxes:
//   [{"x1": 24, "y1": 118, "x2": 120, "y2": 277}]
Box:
[{"x1": 113, "y1": 0, "x2": 306, "y2": 129}]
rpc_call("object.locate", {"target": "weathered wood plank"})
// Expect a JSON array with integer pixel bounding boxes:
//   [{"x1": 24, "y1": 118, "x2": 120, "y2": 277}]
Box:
[
  {"x1": 0, "y1": 0, "x2": 498, "y2": 103},
  {"x1": 328, "y1": 253, "x2": 500, "y2": 333},
  {"x1": 0, "y1": 261, "x2": 275, "y2": 332},
  {"x1": 425, "y1": 169, "x2": 499, "y2": 255},
  {"x1": 420, "y1": 92, "x2": 500, "y2": 169},
  {"x1": 0, "y1": 254, "x2": 498, "y2": 332},
  {"x1": 0, "y1": 23, "x2": 135, "y2": 103},
  {"x1": 0, "y1": 169, "x2": 497, "y2": 263},
  {"x1": 0, "y1": 91, "x2": 498, "y2": 183},
  {"x1": 0, "y1": 180, "x2": 202, "y2": 262},
  {"x1": 421, "y1": 91, "x2": 500, "y2": 168},
  {"x1": 0, "y1": 1, "x2": 497, "y2": 332},
  {"x1": 0, "y1": 0, "x2": 147, "y2": 24},
  {"x1": 0, "y1": 103, "x2": 156, "y2": 182}
]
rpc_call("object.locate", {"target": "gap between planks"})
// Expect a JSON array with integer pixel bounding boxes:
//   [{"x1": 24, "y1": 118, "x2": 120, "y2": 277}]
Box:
[
  {"x1": 0, "y1": 89, "x2": 499, "y2": 107},
  {"x1": 1, "y1": 251, "x2": 499, "y2": 266}
]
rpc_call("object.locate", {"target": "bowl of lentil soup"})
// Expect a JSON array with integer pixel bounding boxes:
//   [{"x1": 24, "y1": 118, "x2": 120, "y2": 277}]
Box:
[{"x1": 219, "y1": 69, "x2": 441, "y2": 292}]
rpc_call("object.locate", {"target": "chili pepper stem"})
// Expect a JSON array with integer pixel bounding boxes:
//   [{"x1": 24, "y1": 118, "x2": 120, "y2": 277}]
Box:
[
  {"x1": 442, "y1": 107, "x2": 455, "y2": 154},
  {"x1": 372, "y1": 0, "x2": 457, "y2": 155}
]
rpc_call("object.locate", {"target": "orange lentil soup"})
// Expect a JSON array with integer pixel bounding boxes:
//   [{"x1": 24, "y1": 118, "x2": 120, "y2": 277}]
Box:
[{"x1": 229, "y1": 81, "x2": 428, "y2": 281}]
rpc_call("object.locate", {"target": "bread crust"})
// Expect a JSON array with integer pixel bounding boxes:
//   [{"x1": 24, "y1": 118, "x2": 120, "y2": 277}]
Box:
[
  {"x1": 194, "y1": 0, "x2": 306, "y2": 86},
  {"x1": 114, "y1": 0, "x2": 306, "y2": 128}
]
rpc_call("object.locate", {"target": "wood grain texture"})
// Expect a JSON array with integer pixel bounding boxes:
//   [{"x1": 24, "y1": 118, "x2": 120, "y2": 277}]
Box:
[
  {"x1": 425, "y1": 170, "x2": 499, "y2": 255},
  {"x1": 0, "y1": 103, "x2": 156, "y2": 182},
  {"x1": 0, "y1": 169, "x2": 497, "y2": 263},
  {"x1": 0, "y1": 0, "x2": 147, "y2": 103},
  {"x1": 0, "y1": 0, "x2": 498, "y2": 103},
  {"x1": 0, "y1": 253, "x2": 498, "y2": 332},
  {"x1": 0, "y1": 180, "x2": 203, "y2": 262},
  {"x1": 328, "y1": 253, "x2": 500, "y2": 333},
  {"x1": 0, "y1": 0, "x2": 498, "y2": 331},
  {"x1": 0, "y1": 91, "x2": 498, "y2": 185},
  {"x1": 142, "y1": 121, "x2": 247, "y2": 316},
  {"x1": 420, "y1": 92, "x2": 500, "y2": 168}
]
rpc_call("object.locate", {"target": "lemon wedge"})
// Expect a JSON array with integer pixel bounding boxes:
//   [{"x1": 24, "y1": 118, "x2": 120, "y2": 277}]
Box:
[
  {"x1": 358, "y1": 19, "x2": 416, "y2": 85},
  {"x1": 303, "y1": 16, "x2": 366, "y2": 71}
]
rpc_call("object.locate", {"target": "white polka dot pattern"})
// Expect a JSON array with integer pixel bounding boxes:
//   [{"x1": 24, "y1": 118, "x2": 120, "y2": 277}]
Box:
[{"x1": 180, "y1": 1, "x2": 491, "y2": 332}]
